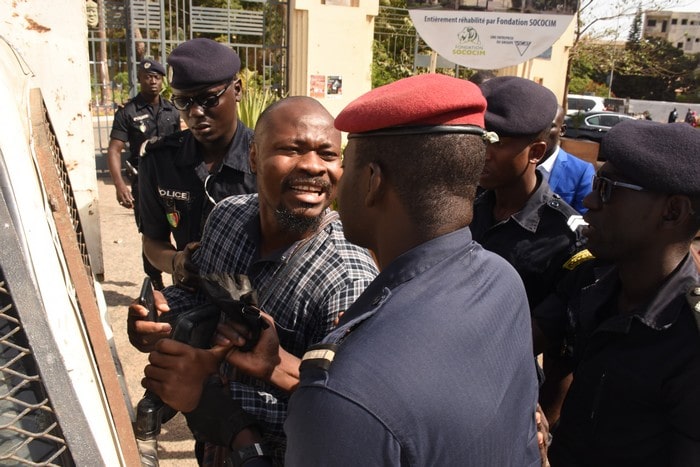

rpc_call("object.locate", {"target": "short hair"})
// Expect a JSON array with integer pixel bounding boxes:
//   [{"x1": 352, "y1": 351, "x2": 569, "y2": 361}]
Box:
[{"x1": 351, "y1": 133, "x2": 485, "y2": 234}]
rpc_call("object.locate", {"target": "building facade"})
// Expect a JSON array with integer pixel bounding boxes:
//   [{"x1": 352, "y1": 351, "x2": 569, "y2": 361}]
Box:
[{"x1": 643, "y1": 10, "x2": 700, "y2": 55}]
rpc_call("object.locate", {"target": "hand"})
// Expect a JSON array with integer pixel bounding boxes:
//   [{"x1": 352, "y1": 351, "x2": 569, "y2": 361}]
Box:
[
  {"x1": 172, "y1": 242, "x2": 201, "y2": 291},
  {"x1": 142, "y1": 338, "x2": 229, "y2": 413},
  {"x1": 536, "y1": 403, "x2": 551, "y2": 467},
  {"x1": 127, "y1": 289, "x2": 172, "y2": 352},
  {"x1": 215, "y1": 312, "x2": 281, "y2": 382},
  {"x1": 115, "y1": 184, "x2": 134, "y2": 209}
]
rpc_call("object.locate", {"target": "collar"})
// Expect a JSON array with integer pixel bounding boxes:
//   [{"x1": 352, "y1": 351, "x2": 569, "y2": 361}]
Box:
[
  {"x1": 133, "y1": 93, "x2": 171, "y2": 112},
  {"x1": 175, "y1": 121, "x2": 252, "y2": 174},
  {"x1": 583, "y1": 255, "x2": 700, "y2": 333},
  {"x1": 339, "y1": 227, "x2": 474, "y2": 325},
  {"x1": 538, "y1": 146, "x2": 560, "y2": 178}
]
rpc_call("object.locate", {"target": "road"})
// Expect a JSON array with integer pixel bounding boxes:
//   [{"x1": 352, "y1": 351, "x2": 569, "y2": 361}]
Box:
[{"x1": 97, "y1": 175, "x2": 197, "y2": 466}]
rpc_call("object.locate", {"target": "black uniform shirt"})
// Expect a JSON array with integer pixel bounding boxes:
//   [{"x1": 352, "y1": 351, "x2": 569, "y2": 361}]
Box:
[
  {"x1": 138, "y1": 121, "x2": 256, "y2": 249},
  {"x1": 109, "y1": 94, "x2": 179, "y2": 166},
  {"x1": 471, "y1": 175, "x2": 587, "y2": 309},
  {"x1": 541, "y1": 256, "x2": 700, "y2": 466}
]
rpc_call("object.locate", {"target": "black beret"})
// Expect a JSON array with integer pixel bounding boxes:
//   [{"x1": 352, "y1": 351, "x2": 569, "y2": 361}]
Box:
[
  {"x1": 138, "y1": 58, "x2": 165, "y2": 76},
  {"x1": 480, "y1": 76, "x2": 558, "y2": 137},
  {"x1": 167, "y1": 38, "x2": 241, "y2": 89},
  {"x1": 335, "y1": 74, "x2": 486, "y2": 134},
  {"x1": 602, "y1": 119, "x2": 700, "y2": 196}
]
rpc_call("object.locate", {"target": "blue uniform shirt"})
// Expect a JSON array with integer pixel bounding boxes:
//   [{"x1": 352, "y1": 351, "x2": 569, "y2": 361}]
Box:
[{"x1": 285, "y1": 227, "x2": 541, "y2": 466}]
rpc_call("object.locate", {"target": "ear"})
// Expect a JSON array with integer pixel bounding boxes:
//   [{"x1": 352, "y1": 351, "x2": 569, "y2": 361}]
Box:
[
  {"x1": 527, "y1": 141, "x2": 547, "y2": 164},
  {"x1": 249, "y1": 142, "x2": 257, "y2": 173},
  {"x1": 233, "y1": 78, "x2": 243, "y2": 103},
  {"x1": 365, "y1": 162, "x2": 385, "y2": 207},
  {"x1": 661, "y1": 195, "x2": 693, "y2": 226}
]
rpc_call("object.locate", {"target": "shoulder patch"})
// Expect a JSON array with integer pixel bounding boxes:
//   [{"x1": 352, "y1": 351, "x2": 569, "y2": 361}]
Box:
[
  {"x1": 567, "y1": 215, "x2": 587, "y2": 232},
  {"x1": 140, "y1": 131, "x2": 186, "y2": 157},
  {"x1": 562, "y1": 249, "x2": 595, "y2": 271}
]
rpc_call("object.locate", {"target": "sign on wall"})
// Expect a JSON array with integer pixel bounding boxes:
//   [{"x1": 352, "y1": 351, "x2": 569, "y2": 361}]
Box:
[{"x1": 408, "y1": 1, "x2": 579, "y2": 69}]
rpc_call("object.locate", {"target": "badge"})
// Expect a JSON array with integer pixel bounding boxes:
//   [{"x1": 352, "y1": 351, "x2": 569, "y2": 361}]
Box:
[{"x1": 166, "y1": 207, "x2": 180, "y2": 228}]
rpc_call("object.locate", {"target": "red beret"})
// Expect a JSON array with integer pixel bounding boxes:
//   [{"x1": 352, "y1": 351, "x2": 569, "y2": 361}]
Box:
[{"x1": 335, "y1": 74, "x2": 486, "y2": 135}]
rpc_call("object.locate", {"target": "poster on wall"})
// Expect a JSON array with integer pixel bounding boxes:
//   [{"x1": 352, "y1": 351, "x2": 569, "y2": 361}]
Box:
[
  {"x1": 327, "y1": 76, "x2": 343, "y2": 97},
  {"x1": 407, "y1": 0, "x2": 579, "y2": 70},
  {"x1": 310, "y1": 75, "x2": 326, "y2": 99}
]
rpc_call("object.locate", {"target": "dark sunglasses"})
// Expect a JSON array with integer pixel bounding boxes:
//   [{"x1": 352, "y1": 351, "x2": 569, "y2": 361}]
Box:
[
  {"x1": 172, "y1": 81, "x2": 231, "y2": 111},
  {"x1": 592, "y1": 175, "x2": 646, "y2": 204}
]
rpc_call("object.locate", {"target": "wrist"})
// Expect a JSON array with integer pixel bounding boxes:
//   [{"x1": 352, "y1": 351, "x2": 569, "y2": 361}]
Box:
[{"x1": 232, "y1": 442, "x2": 272, "y2": 467}]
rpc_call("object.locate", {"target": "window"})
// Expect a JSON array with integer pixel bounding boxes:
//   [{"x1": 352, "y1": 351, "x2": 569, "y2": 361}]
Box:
[
  {"x1": 672, "y1": 19, "x2": 678, "y2": 25},
  {"x1": 677, "y1": 42, "x2": 684, "y2": 48},
  {"x1": 647, "y1": 19, "x2": 657, "y2": 27},
  {"x1": 682, "y1": 19, "x2": 688, "y2": 25}
]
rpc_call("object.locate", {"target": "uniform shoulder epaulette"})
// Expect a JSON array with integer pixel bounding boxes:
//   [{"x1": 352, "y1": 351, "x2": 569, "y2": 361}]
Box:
[
  {"x1": 562, "y1": 248, "x2": 595, "y2": 271},
  {"x1": 139, "y1": 131, "x2": 186, "y2": 157},
  {"x1": 686, "y1": 285, "x2": 700, "y2": 333},
  {"x1": 299, "y1": 344, "x2": 338, "y2": 372}
]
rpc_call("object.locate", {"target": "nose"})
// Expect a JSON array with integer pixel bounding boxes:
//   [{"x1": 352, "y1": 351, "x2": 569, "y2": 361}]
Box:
[
  {"x1": 186, "y1": 102, "x2": 206, "y2": 118},
  {"x1": 297, "y1": 151, "x2": 327, "y2": 175}
]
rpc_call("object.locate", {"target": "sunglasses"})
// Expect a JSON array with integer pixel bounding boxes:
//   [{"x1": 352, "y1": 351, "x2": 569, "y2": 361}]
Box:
[
  {"x1": 592, "y1": 175, "x2": 646, "y2": 204},
  {"x1": 172, "y1": 81, "x2": 231, "y2": 111}
]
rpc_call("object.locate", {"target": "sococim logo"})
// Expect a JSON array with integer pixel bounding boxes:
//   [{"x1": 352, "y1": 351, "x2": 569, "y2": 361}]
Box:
[{"x1": 453, "y1": 26, "x2": 485, "y2": 56}]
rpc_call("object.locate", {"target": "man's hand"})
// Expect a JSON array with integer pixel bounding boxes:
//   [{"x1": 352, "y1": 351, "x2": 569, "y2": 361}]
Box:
[
  {"x1": 215, "y1": 312, "x2": 300, "y2": 392},
  {"x1": 172, "y1": 241, "x2": 201, "y2": 291},
  {"x1": 141, "y1": 338, "x2": 229, "y2": 413},
  {"x1": 115, "y1": 183, "x2": 134, "y2": 209},
  {"x1": 127, "y1": 289, "x2": 172, "y2": 352}
]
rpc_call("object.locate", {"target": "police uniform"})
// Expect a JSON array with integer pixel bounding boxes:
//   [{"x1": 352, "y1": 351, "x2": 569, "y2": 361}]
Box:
[
  {"x1": 285, "y1": 74, "x2": 541, "y2": 466},
  {"x1": 534, "y1": 119, "x2": 700, "y2": 465},
  {"x1": 138, "y1": 122, "x2": 255, "y2": 250},
  {"x1": 137, "y1": 39, "x2": 256, "y2": 251},
  {"x1": 471, "y1": 172, "x2": 588, "y2": 308},
  {"x1": 286, "y1": 228, "x2": 541, "y2": 466},
  {"x1": 109, "y1": 59, "x2": 179, "y2": 286}
]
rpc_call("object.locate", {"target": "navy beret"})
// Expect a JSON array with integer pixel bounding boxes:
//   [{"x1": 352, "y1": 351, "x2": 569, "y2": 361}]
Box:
[
  {"x1": 335, "y1": 74, "x2": 486, "y2": 135},
  {"x1": 602, "y1": 119, "x2": 700, "y2": 196},
  {"x1": 480, "y1": 76, "x2": 558, "y2": 137},
  {"x1": 138, "y1": 58, "x2": 165, "y2": 76},
  {"x1": 167, "y1": 38, "x2": 241, "y2": 89}
]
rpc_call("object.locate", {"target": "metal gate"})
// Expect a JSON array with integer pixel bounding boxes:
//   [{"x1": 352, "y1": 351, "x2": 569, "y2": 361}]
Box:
[{"x1": 89, "y1": 0, "x2": 288, "y2": 166}]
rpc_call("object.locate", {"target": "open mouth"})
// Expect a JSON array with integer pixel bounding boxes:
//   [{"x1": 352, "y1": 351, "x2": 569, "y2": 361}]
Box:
[{"x1": 285, "y1": 178, "x2": 330, "y2": 204}]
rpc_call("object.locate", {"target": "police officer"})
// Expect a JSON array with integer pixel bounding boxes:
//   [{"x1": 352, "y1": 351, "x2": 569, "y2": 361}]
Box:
[
  {"x1": 533, "y1": 119, "x2": 700, "y2": 466},
  {"x1": 138, "y1": 39, "x2": 256, "y2": 289},
  {"x1": 107, "y1": 58, "x2": 179, "y2": 290},
  {"x1": 473, "y1": 76, "x2": 589, "y2": 310},
  {"x1": 283, "y1": 74, "x2": 541, "y2": 465},
  {"x1": 472, "y1": 77, "x2": 591, "y2": 427}
]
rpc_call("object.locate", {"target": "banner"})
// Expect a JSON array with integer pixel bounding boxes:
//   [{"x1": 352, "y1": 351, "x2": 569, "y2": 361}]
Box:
[{"x1": 408, "y1": 2, "x2": 578, "y2": 69}]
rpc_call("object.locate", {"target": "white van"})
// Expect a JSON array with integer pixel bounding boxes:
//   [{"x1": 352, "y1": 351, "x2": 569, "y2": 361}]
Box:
[{"x1": 566, "y1": 94, "x2": 606, "y2": 115}]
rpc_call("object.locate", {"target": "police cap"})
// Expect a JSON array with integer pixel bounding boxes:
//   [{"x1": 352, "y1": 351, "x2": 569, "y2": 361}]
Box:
[
  {"x1": 602, "y1": 119, "x2": 700, "y2": 196},
  {"x1": 480, "y1": 76, "x2": 558, "y2": 137},
  {"x1": 334, "y1": 74, "x2": 487, "y2": 138},
  {"x1": 138, "y1": 58, "x2": 166, "y2": 76},
  {"x1": 167, "y1": 38, "x2": 241, "y2": 89}
]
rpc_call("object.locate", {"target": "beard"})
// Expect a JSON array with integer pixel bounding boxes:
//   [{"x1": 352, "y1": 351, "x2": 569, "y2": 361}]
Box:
[{"x1": 274, "y1": 204, "x2": 323, "y2": 235}]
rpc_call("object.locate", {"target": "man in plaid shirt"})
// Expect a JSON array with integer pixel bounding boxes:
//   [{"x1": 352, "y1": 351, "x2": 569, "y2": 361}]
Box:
[{"x1": 130, "y1": 96, "x2": 378, "y2": 465}]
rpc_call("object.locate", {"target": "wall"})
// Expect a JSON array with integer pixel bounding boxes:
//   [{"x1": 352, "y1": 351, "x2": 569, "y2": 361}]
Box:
[
  {"x1": 289, "y1": 0, "x2": 379, "y2": 117},
  {"x1": 0, "y1": 0, "x2": 104, "y2": 275}
]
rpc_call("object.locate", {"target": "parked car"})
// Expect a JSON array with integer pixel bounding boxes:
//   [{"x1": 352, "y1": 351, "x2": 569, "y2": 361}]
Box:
[
  {"x1": 564, "y1": 111, "x2": 636, "y2": 143},
  {"x1": 566, "y1": 94, "x2": 606, "y2": 116}
]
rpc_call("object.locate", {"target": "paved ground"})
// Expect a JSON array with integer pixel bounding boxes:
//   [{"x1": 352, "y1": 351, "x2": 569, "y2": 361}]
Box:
[{"x1": 97, "y1": 175, "x2": 197, "y2": 466}]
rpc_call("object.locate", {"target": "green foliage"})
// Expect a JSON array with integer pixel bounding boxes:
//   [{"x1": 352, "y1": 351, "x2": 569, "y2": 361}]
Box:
[{"x1": 237, "y1": 68, "x2": 285, "y2": 129}]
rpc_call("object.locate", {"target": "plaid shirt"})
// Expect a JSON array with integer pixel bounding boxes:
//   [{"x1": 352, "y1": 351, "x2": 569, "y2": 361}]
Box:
[{"x1": 164, "y1": 194, "x2": 378, "y2": 464}]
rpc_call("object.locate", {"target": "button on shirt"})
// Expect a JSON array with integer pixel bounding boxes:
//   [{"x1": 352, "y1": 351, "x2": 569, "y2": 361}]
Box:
[
  {"x1": 138, "y1": 121, "x2": 256, "y2": 249},
  {"x1": 285, "y1": 227, "x2": 541, "y2": 466},
  {"x1": 471, "y1": 176, "x2": 586, "y2": 308},
  {"x1": 537, "y1": 256, "x2": 700, "y2": 466},
  {"x1": 164, "y1": 194, "x2": 378, "y2": 464},
  {"x1": 109, "y1": 94, "x2": 179, "y2": 166}
]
